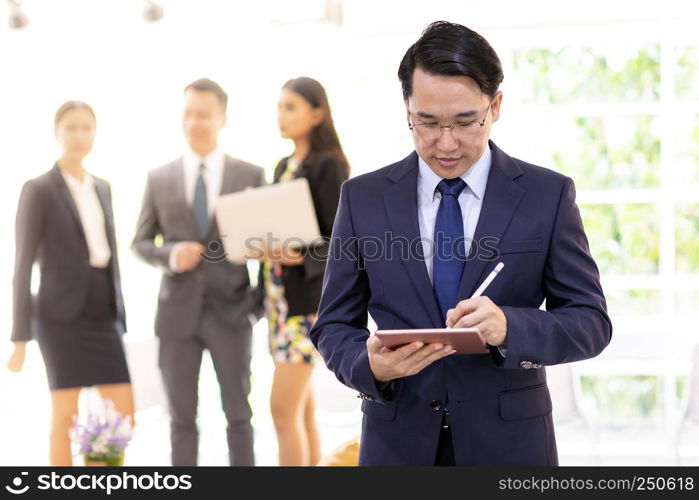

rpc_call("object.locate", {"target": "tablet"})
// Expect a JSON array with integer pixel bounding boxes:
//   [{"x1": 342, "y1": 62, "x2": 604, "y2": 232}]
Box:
[{"x1": 374, "y1": 328, "x2": 489, "y2": 354}]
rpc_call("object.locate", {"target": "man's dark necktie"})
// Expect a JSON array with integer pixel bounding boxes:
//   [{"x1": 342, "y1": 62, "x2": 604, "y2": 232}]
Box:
[
  {"x1": 432, "y1": 178, "x2": 467, "y2": 321},
  {"x1": 192, "y1": 163, "x2": 209, "y2": 239}
]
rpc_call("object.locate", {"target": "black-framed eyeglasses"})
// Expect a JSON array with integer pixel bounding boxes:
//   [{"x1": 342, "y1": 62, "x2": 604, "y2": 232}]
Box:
[{"x1": 408, "y1": 99, "x2": 495, "y2": 140}]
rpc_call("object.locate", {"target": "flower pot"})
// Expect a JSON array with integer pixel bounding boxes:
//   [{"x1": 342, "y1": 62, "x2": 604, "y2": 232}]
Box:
[
  {"x1": 84, "y1": 460, "x2": 107, "y2": 466},
  {"x1": 106, "y1": 455, "x2": 124, "y2": 466},
  {"x1": 84, "y1": 454, "x2": 124, "y2": 466}
]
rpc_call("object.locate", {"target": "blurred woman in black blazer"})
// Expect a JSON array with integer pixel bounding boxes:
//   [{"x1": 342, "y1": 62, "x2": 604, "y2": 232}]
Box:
[
  {"x1": 6, "y1": 101, "x2": 134, "y2": 465},
  {"x1": 257, "y1": 77, "x2": 348, "y2": 465}
]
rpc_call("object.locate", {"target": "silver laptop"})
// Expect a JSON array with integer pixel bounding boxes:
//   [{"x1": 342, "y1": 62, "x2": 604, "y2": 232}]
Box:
[{"x1": 214, "y1": 178, "x2": 322, "y2": 263}]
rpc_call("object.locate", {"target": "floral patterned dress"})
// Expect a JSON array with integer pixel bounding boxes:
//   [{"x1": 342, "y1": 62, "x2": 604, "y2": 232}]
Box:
[{"x1": 263, "y1": 157, "x2": 319, "y2": 364}]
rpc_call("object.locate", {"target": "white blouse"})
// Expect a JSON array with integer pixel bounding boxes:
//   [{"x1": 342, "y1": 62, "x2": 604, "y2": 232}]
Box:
[{"x1": 61, "y1": 170, "x2": 112, "y2": 268}]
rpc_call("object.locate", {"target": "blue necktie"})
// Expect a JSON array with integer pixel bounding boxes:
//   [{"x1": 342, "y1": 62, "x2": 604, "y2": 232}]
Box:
[
  {"x1": 193, "y1": 163, "x2": 209, "y2": 239},
  {"x1": 433, "y1": 178, "x2": 467, "y2": 321}
]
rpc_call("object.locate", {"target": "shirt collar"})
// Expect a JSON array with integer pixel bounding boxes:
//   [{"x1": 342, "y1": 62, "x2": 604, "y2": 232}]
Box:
[
  {"x1": 417, "y1": 144, "x2": 492, "y2": 201},
  {"x1": 60, "y1": 168, "x2": 94, "y2": 189},
  {"x1": 183, "y1": 145, "x2": 224, "y2": 174}
]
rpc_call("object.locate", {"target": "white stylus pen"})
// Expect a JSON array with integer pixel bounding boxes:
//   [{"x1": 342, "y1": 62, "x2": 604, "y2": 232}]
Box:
[
  {"x1": 470, "y1": 262, "x2": 505, "y2": 299},
  {"x1": 446, "y1": 262, "x2": 504, "y2": 329}
]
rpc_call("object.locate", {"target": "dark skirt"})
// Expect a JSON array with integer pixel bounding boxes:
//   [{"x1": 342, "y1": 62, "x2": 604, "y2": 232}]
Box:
[{"x1": 35, "y1": 267, "x2": 131, "y2": 391}]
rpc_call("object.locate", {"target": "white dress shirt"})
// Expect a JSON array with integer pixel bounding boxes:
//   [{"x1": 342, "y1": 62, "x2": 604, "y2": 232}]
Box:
[
  {"x1": 181, "y1": 146, "x2": 225, "y2": 217},
  {"x1": 60, "y1": 170, "x2": 112, "y2": 268},
  {"x1": 169, "y1": 146, "x2": 225, "y2": 271},
  {"x1": 417, "y1": 144, "x2": 492, "y2": 283}
]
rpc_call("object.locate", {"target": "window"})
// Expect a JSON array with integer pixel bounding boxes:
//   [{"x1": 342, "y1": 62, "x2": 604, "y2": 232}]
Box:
[{"x1": 494, "y1": 17, "x2": 699, "y2": 460}]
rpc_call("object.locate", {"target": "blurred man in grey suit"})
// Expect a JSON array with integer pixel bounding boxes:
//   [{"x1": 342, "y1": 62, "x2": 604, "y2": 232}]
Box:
[{"x1": 132, "y1": 78, "x2": 265, "y2": 466}]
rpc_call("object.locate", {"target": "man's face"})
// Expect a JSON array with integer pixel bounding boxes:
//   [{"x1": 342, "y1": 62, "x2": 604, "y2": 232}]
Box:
[
  {"x1": 183, "y1": 89, "x2": 226, "y2": 155},
  {"x1": 405, "y1": 67, "x2": 502, "y2": 179}
]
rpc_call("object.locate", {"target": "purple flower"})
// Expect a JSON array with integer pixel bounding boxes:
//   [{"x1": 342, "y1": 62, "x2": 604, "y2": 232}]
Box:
[{"x1": 70, "y1": 397, "x2": 133, "y2": 458}]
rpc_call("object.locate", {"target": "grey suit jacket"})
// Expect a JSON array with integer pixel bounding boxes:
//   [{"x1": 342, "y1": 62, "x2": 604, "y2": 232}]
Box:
[
  {"x1": 131, "y1": 155, "x2": 265, "y2": 339},
  {"x1": 11, "y1": 165, "x2": 126, "y2": 342}
]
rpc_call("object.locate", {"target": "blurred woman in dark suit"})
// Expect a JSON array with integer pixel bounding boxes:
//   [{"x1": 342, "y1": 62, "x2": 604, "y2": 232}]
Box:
[
  {"x1": 257, "y1": 77, "x2": 349, "y2": 465},
  {"x1": 6, "y1": 101, "x2": 134, "y2": 465}
]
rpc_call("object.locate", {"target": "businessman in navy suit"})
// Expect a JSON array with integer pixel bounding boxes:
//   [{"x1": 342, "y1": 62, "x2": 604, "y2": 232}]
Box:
[{"x1": 309, "y1": 21, "x2": 612, "y2": 466}]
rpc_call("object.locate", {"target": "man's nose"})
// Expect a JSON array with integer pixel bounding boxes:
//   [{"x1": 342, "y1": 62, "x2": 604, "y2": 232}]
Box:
[{"x1": 436, "y1": 126, "x2": 459, "y2": 151}]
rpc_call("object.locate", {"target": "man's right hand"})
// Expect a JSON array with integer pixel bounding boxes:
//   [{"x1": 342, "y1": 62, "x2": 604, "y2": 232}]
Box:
[
  {"x1": 366, "y1": 335, "x2": 455, "y2": 383},
  {"x1": 174, "y1": 242, "x2": 206, "y2": 272}
]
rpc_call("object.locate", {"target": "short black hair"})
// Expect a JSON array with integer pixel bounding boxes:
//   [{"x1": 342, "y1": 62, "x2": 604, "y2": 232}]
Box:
[
  {"x1": 398, "y1": 21, "x2": 503, "y2": 100},
  {"x1": 184, "y1": 78, "x2": 228, "y2": 112}
]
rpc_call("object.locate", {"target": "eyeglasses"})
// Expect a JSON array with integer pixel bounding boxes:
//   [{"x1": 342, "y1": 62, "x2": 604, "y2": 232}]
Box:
[{"x1": 408, "y1": 100, "x2": 494, "y2": 141}]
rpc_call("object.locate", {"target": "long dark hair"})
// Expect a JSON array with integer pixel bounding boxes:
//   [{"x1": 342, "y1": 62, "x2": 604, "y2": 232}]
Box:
[{"x1": 282, "y1": 77, "x2": 350, "y2": 177}]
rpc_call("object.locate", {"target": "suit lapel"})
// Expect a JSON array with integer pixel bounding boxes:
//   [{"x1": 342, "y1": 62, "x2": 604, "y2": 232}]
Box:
[
  {"x1": 93, "y1": 179, "x2": 116, "y2": 253},
  {"x1": 219, "y1": 156, "x2": 241, "y2": 195},
  {"x1": 383, "y1": 152, "x2": 443, "y2": 327},
  {"x1": 455, "y1": 142, "x2": 525, "y2": 301},
  {"x1": 51, "y1": 165, "x2": 88, "y2": 252}
]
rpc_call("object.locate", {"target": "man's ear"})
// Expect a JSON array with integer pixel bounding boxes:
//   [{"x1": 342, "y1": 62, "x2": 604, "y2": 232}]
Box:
[{"x1": 490, "y1": 91, "x2": 503, "y2": 124}]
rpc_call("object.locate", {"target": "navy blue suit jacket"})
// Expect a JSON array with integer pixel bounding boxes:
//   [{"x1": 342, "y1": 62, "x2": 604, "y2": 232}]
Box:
[{"x1": 309, "y1": 141, "x2": 612, "y2": 466}]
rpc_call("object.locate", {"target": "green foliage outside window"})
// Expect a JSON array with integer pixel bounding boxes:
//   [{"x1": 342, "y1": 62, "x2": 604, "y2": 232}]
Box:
[
  {"x1": 513, "y1": 45, "x2": 660, "y2": 104},
  {"x1": 580, "y1": 204, "x2": 660, "y2": 275},
  {"x1": 675, "y1": 46, "x2": 699, "y2": 100},
  {"x1": 551, "y1": 116, "x2": 660, "y2": 189},
  {"x1": 581, "y1": 375, "x2": 662, "y2": 423}
]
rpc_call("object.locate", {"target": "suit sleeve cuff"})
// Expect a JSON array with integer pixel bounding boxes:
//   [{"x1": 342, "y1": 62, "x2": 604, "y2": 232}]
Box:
[{"x1": 353, "y1": 348, "x2": 401, "y2": 404}]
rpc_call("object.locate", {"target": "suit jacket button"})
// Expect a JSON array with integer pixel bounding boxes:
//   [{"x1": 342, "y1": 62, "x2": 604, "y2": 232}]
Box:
[{"x1": 430, "y1": 400, "x2": 442, "y2": 411}]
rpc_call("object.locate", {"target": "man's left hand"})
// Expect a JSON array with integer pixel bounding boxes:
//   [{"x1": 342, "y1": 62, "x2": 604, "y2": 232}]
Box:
[{"x1": 445, "y1": 296, "x2": 507, "y2": 347}]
